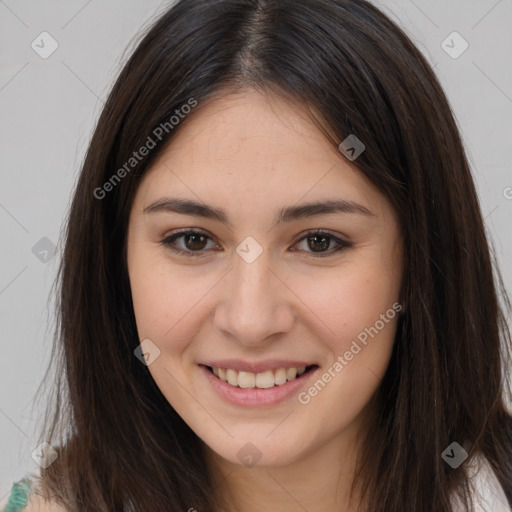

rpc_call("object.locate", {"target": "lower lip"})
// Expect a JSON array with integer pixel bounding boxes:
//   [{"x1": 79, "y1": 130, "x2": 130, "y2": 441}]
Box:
[{"x1": 199, "y1": 364, "x2": 319, "y2": 407}]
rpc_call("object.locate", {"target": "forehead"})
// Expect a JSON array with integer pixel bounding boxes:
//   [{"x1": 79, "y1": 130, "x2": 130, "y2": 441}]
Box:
[
  {"x1": 168, "y1": 89, "x2": 334, "y2": 157},
  {"x1": 133, "y1": 89, "x2": 394, "y2": 224}
]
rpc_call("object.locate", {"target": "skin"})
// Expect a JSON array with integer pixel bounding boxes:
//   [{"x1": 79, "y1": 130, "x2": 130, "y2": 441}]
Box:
[{"x1": 126, "y1": 88, "x2": 404, "y2": 512}]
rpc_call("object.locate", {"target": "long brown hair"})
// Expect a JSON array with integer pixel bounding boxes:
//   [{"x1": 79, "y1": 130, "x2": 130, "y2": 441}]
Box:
[{"x1": 34, "y1": 0, "x2": 512, "y2": 510}]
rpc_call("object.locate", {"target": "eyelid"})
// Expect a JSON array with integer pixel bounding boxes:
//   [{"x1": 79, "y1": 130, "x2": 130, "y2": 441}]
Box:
[
  {"x1": 160, "y1": 228, "x2": 220, "y2": 257},
  {"x1": 291, "y1": 229, "x2": 351, "y2": 257},
  {"x1": 160, "y1": 228, "x2": 351, "y2": 258}
]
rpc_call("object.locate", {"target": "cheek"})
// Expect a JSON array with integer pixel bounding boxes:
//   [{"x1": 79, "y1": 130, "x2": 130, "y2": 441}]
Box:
[
  {"x1": 128, "y1": 253, "x2": 217, "y2": 352},
  {"x1": 297, "y1": 272, "x2": 399, "y2": 422},
  {"x1": 129, "y1": 238, "x2": 402, "y2": 362},
  {"x1": 291, "y1": 261, "x2": 400, "y2": 390},
  {"x1": 292, "y1": 258, "x2": 400, "y2": 337}
]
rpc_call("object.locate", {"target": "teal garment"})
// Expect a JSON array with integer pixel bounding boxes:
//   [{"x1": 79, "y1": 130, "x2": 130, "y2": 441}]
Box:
[{"x1": 1, "y1": 478, "x2": 31, "y2": 512}]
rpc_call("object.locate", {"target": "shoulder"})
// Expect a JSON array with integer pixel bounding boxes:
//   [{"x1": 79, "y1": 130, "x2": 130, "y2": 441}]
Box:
[
  {"x1": 0, "y1": 476, "x2": 67, "y2": 512},
  {"x1": 469, "y1": 454, "x2": 510, "y2": 511},
  {"x1": 19, "y1": 493, "x2": 67, "y2": 512},
  {"x1": 451, "y1": 452, "x2": 510, "y2": 512}
]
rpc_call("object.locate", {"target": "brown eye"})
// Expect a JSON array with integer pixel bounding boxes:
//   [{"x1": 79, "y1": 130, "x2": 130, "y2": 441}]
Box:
[
  {"x1": 182, "y1": 233, "x2": 208, "y2": 251},
  {"x1": 161, "y1": 228, "x2": 351, "y2": 259},
  {"x1": 307, "y1": 234, "x2": 331, "y2": 252},
  {"x1": 161, "y1": 230, "x2": 218, "y2": 257},
  {"x1": 293, "y1": 230, "x2": 351, "y2": 257}
]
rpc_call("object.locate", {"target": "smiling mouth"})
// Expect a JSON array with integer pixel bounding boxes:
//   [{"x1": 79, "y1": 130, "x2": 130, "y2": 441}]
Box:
[{"x1": 203, "y1": 364, "x2": 319, "y2": 389}]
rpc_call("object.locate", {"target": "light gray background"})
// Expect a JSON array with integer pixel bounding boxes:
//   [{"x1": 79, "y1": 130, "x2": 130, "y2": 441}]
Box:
[{"x1": 1, "y1": 0, "x2": 511, "y2": 502}]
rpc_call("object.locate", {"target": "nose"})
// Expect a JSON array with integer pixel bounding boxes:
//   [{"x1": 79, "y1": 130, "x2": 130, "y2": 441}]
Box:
[{"x1": 213, "y1": 249, "x2": 296, "y2": 347}]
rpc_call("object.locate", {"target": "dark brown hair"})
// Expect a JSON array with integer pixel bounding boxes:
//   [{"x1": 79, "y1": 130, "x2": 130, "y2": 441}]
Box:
[{"x1": 34, "y1": 0, "x2": 512, "y2": 510}]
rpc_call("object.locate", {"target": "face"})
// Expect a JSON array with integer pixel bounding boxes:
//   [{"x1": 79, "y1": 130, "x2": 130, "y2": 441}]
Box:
[{"x1": 127, "y1": 88, "x2": 403, "y2": 469}]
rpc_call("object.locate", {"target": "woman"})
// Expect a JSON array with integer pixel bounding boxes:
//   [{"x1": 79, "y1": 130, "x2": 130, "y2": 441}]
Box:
[{"x1": 2, "y1": 0, "x2": 511, "y2": 510}]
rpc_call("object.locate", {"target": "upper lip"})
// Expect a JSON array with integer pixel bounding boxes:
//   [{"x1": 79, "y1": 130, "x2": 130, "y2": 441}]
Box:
[{"x1": 200, "y1": 359, "x2": 317, "y2": 373}]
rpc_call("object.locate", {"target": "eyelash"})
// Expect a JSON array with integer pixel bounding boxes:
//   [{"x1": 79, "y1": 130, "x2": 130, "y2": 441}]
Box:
[{"x1": 160, "y1": 229, "x2": 351, "y2": 258}]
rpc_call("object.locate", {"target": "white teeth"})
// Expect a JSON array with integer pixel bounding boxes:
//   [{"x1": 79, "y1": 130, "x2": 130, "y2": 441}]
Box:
[
  {"x1": 209, "y1": 365, "x2": 310, "y2": 388},
  {"x1": 255, "y1": 370, "x2": 275, "y2": 389},
  {"x1": 286, "y1": 367, "x2": 297, "y2": 380},
  {"x1": 238, "y1": 371, "x2": 255, "y2": 388},
  {"x1": 274, "y1": 368, "x2": 287, "y2": 385},
  {"x1": 226, "y1": 368, "x2": 238, "y2": 386}
]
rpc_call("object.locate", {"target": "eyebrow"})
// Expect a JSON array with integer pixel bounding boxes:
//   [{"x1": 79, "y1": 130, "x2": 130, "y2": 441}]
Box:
[{"x1": 143, "y1": 196, "x2": 375, "y2": 226}]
